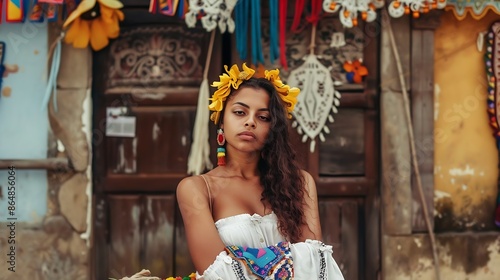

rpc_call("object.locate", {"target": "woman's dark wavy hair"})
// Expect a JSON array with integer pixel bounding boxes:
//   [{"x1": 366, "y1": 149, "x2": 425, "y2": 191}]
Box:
[{"x1": 222, "y1": 77, "x2": 306, "y2": 242}]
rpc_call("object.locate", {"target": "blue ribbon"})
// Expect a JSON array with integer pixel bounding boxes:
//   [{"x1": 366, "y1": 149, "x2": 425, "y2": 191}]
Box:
[
  {"x1": 269, "y1": 0, "x2": 279, "y2": 63},
  {"x1": 235, "y1": 0, "x2": 249, "y2": 60},
  {"x1": 251, "y1": 0, "x2": 264, "y2": 65},
  {"x1": 41, "y1": 35, "x2": 62, "y2": 112}
]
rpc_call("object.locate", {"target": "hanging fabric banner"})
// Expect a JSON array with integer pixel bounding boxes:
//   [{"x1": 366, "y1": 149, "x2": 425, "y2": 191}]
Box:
[
  {"x1": 446, "y1": 0, "x2": 500, "y2": 20},
  {"x1": 159, "y1": 0, "x2": 179, "y2": 16},
  {"x1": 29, "y1": 0, "x2": 44, "y2": 22},
  {"x1": 6, "y1": 0, "x2": 25, "y2": 22},
  {"x1": 0, "y1": 0, "x2": 3, "y2": 23}
]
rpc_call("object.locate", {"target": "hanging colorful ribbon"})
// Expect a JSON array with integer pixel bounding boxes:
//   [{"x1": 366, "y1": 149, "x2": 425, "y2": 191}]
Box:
[
  {"x1": 234, "y1": 0, "x2": 249, "y2": 60},
  {"x1": 149, "y1": 0, "x2": 157, "y2": 13},
  {"x1": 290, "y1": 0, "x2": 305, "y2": 33},
  {"x1": 279, "y1": 0, "x2": 288, "y2": 69},
  {"x1": 0, "y1": 42, "x2": 5, "y2": 99},
  {"x1": 250, "y1": 0, "x2": 264, "y2": 65},
  {"x1": 269, "y1": 0, "x2": 279, "y2": 64},
  {"x1": 41, "y1": 32, "x2": 63, "y2": 112},
  {"x1": 176, "y1": 0, "x2": 186, "y2": 18}
]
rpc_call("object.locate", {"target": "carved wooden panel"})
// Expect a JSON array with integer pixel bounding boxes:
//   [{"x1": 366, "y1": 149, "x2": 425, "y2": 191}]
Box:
[
  {"x1": 107, "y1": 25, "x2": 206, "y2": 92},
  {"x1": 319, "y1": 109, "x2": 365, "y2": 176}
]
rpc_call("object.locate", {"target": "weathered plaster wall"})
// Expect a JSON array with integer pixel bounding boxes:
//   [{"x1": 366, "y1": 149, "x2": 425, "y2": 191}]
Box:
[
  {"x1": 382, "y1": 10, "x2": 500, "y2": 280},
  {"x1": 434, "y1": 11, "x2": 499, "y2": 231},
  {"x1": 0, "y1": 22, "x2": 91, "y2": 280},
  {"x1": 0, "y1": 21, "x2": 49, "y2": 222}
]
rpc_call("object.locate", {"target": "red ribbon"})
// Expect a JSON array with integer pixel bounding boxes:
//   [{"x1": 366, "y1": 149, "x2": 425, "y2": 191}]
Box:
[
  {"x1": 290, "y1": 0, "x2": 304, "y2": 33},
  {"x1": 279, "y1": 0, "x2": 288, "y2": 69},
  {"x1": 306, "y1": 0, "x2": 322, "y2": 26}
]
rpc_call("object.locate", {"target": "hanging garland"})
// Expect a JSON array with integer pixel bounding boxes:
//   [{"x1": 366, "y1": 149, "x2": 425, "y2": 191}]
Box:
[
  {"x1": 322, "y1": 0, "x2": 384, "y2": 28},
  {"x1": 388, "y1": 0, "x2": 446, "y2": 18},
  {"x1": 484, "y1": 21, "x2": 500, "y2": 228}
]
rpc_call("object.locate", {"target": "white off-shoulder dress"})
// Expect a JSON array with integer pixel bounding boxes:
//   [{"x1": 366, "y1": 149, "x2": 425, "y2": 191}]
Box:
[{"x1": 197, "y1": 212, "x2": 345, "y2": 280}]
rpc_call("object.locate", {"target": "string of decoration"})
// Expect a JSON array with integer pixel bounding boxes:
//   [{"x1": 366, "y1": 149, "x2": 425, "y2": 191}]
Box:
[
  {"x1": 388, "y1": 0, "x2": 447, "y2": 18},
  {"x1": 323, "y1": 0, "x2": 385, "y2": 28}
]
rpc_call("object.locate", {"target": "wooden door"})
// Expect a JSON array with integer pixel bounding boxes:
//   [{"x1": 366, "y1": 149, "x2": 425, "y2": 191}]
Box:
[
  {"x1": 92, "y1": 4, "x2": 380, "y2": 280},
  {"x1": 91, "y1": 10, "x2": 221, "y2": 279}
]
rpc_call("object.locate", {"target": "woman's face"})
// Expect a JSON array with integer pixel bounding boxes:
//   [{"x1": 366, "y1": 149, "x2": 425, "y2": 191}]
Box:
[{"x1": 222, "y1": 87, "x2": 271, "y2": 153}]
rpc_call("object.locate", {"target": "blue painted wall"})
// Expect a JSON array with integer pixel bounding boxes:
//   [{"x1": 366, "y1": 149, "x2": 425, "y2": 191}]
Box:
[{"x1": 0, "y1": 21, "x2": 48, "y2": 222}]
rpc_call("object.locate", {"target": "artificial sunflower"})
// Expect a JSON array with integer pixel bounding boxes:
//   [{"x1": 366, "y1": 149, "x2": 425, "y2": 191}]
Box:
[{"x1": 63, "y1": 0, "x2": 124, "y2": 51}]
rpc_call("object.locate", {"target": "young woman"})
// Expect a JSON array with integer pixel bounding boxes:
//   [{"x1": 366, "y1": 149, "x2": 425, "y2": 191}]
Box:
[{"x1": 176, "y1": 64, "x2": 344, "y2": 279}]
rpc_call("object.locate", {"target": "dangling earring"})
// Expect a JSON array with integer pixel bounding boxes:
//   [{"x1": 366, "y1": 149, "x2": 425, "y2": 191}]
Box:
[{"x1": 217, "y1": 128, "x2": 226, "y2": 166}]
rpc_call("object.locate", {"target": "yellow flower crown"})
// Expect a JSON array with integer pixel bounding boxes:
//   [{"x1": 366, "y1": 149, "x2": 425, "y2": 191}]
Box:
[{"x1": 208, "y1": 63, "x2": 300, "y2": 124}]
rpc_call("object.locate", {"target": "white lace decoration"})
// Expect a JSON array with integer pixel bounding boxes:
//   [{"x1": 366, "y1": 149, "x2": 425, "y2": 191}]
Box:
[
  {"x1": 185, "y1": 0, "x2": 237, "y2": 33},
  {"x1": 388, "y1": 0, "x2": 447, "y2": 18},
  {"x1": 323, "y1": 0, "x2": 385, "y2": 28},
  {"x1": 288, "y1": 55, "x2": 341, "y2": 153}
]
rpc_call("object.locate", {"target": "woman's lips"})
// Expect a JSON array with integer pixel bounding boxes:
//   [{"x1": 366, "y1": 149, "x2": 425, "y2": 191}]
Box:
[{"x1": 237, "y1": 131, "x2": 256, "y2": 140}]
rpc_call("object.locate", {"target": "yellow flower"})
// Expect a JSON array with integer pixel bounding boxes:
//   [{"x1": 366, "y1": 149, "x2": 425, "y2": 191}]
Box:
[
  {"x1": 208, "y1": 64, "x2": 300, "y2": 124},
  {"x1": 264, "y1": 69, "x2": 300, "y2": 118},
  {"x1": 209, "y1": 63, "x2": 255, "y2": 124},
  {"x1": 63, "y1": 0, "x2": 124, "y2": 51}
]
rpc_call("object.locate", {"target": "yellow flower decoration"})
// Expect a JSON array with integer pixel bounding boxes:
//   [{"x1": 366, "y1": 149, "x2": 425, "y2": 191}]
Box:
[
  {"x1": 209, "y1": 63, "x2": 256, "y2": 124},
  {"x1": 63, "y1": 0, "x2": 124, "y2": 51},
  {"x1": 208, "y1": 63, "x2": 300, "y2": 124},
  {"x1": 264, "y1": 69, "x2": 300, "y2": 118}
]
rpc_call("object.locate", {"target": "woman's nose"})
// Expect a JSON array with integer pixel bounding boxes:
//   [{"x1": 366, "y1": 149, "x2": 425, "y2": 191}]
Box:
[{"x1": 244, "y1": 116, "x2": 256, "y2": 128}]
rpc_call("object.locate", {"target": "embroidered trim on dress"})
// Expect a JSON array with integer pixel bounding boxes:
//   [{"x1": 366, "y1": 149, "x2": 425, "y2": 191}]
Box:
[
  {"x1": 230, "y1": 259, "x2": 247, "y2": 280},
  {"x1": 318, "y1": 244, "x2": 327, "y2": 280},
  {"x1": 225, "y1": 241, "x2": 293, "y2": 279}
]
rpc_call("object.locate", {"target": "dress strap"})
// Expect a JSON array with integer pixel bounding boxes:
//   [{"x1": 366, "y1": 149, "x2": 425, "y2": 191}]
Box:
[{"x1": 199, "y1": 175, "x2": 213, "y2": 214}]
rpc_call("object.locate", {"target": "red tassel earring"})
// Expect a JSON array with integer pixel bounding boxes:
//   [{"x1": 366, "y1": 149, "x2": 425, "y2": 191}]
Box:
[{"x1": 217, "y1": 129, "x2": 226, "y2": 166}]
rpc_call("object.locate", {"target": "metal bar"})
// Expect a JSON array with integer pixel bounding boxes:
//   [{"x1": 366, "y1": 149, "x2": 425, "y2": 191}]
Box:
[{"x1": 0, "y1": 158, "x2": 72, "y2": 171}]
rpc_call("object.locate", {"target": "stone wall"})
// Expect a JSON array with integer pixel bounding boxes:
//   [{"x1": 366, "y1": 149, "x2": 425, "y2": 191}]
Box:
[{"x1": 0, "y1": 25, "x2": 92, "y2": 280}]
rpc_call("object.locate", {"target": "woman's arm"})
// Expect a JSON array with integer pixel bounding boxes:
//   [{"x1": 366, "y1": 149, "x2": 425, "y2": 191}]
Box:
[
  {"x1": 299, "y1": 170, "x2": 323, "y2": 241},
  {"x1": 176, "y1": 176, "x2": 226, "y2": 273}
]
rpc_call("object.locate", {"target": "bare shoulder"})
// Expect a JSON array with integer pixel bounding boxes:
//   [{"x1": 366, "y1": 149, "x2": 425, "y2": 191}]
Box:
[
  {"x1": 300, "y1": 169, "x2": 317, "y2": 194},
  {"x1": 176, "y1": 175, "x2": 208, "y2": 206}
]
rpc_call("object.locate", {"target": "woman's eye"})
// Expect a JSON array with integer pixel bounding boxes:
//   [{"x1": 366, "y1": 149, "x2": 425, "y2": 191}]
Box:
[
  {"x1": 259, "y1": 116, "x2": 270, "y2": 121},
  {"x1": 234, "y1": 110, "x2": 245, "y2": 115}
]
